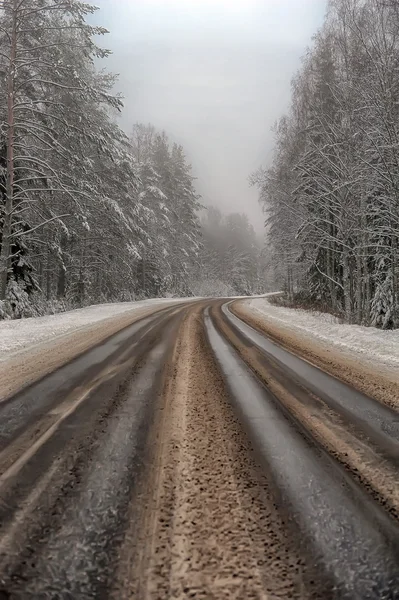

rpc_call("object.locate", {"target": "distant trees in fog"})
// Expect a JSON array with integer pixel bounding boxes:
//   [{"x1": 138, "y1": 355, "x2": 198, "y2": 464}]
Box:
[
  {"x1": 0, "y1": 1, "x2": 263, "y2": 317},
  {"x1": 193, "y1": 207, "x2": 266, "y2": 297}
]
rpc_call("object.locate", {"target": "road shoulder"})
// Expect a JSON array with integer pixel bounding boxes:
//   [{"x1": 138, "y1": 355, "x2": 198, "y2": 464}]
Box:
[
  {"x1": 0, "y1": 302, "x2": 181, "y2": 402},
  {"x1": 232, "y1": 300, "x2": 399, "y2": 412}
]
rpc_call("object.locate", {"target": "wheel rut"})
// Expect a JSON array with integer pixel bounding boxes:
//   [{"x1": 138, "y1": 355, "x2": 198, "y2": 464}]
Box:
[
  {"x1": 0, "y1": 299, "x2": 398, "y2": 599},
  {"x1": 127, "y1": 307, "x2": 305, "y2": 599}
]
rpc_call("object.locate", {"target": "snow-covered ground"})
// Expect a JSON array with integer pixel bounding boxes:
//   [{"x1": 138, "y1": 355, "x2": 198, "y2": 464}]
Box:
[
  {"x1": 0, "y1": 298, "x2": 187, "y2": 360},
  {"x1": 243, "y1": 298, "x2": 399, "y2": 372}
]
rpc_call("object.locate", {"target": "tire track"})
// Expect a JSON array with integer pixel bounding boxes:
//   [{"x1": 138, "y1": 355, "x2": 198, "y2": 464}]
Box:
[
  {"x1": 211, "y1": 302, "x2": 399, "y2": 520},
  {"x1": 130, "y1": 307, "x2": 305, "y2": 599},
  {"x1": 206, "y1": 303, "x2": 399, "y2": 599},
  {"x1": 0, "y1": 306, "x2": 186, "y2": 599},
  {"x1": 1, "y1": 298, "x2": 398, "y2": 599}
]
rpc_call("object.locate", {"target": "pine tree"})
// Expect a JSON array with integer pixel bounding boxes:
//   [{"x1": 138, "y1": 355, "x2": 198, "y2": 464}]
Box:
[{"x1": 0, "y1": 0, "x2": 120, "y2": 299}]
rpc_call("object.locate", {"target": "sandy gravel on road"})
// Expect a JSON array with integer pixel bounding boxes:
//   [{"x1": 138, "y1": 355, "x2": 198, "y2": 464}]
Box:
[
  {"x1": 0, "y1": 304, "x2": 176, "y2": 402},
  {"x1": 214, "y1": 313, "x2": 399, "y2": 522},
  {"x1": 232, "y1": 302, "x2": 399, "y2": 413},
  {"x1": 129, "y1": 307, "x2": 304, "y2": 599}
]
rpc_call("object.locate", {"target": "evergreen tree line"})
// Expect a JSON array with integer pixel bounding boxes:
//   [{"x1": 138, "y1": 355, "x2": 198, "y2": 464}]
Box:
[
  {"x1": 0, "y1": 0, "x2": 205, "y2": 317},
  {"x1": 253, "y1": 0, "x2": 399, "y2": 328}
]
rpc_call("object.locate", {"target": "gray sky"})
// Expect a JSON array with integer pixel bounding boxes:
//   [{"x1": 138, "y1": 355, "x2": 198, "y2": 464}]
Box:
[{"x1": 94, "y1": 0, "x2": 327, "y2": 230}]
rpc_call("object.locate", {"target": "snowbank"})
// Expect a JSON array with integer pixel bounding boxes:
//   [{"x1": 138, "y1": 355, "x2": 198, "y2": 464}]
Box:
[
  {"x1": 243, "y1": 298, "x2": 399, "y2": 372},
  {"x1": 0, "y1": 298, "x2": 186, "y2": 360}
]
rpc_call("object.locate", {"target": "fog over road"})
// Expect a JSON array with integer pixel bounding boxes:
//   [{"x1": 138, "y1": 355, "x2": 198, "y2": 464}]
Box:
[{"x1": 0, "y1": 299, "x2": 398, "y2": 599}]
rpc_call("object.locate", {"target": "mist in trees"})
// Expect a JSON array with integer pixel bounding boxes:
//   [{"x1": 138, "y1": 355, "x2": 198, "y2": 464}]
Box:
[
  {"x1": 193, "y1": 207, "x2": 266, "y2": 297},
  {"x1": 254, "y1": 0, "x2": 399, "y2": 328},
  {"x1": 0, "y1": 0, "x2": 267, "y2": 318},
  {"x1": 129, "y1": 124, "x2": 202, "y2": 299}
]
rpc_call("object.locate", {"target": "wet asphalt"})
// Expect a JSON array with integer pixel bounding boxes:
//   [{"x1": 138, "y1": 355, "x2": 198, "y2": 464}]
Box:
[{"x1": 0, "y1": 299, "x2": 398, "y2": 599}]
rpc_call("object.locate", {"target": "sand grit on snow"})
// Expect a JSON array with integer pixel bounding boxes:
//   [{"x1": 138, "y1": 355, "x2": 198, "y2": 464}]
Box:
[
  {"x1": 243, "y1": 298, "x2": 399, "y2": 373},
  {"x1": 0, "y1": 299, "x2": 183, "y2": 360}
]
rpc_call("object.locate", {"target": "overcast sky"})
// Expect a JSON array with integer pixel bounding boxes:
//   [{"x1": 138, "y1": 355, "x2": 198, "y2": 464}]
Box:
[{"x1": 94, "y1": 0, "x2": 327, "y2": 230}]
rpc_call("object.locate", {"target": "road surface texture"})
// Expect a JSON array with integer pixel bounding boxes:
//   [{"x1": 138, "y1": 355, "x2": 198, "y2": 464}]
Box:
[{"x1": 0, "y1": 299, "x2": 399, "y2": 599}]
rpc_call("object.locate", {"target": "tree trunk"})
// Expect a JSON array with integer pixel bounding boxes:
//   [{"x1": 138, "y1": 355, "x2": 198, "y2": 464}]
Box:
[
  {"x1": 343, "y1": 247, "x2": 352, "y2": 323},
  {"x1": 327, "y1": 242, "x2": 337, "y2": 311},
  {"x1": 142, "y1": 248, "x2": 146, "y2": 293},
  {"x1": 94, "y1": 265, "x2": 101, "y2": 299},
  {"x1": 46, "y1": 255, "x2": 52, "y2": 300},
  {"x1": 362, "y1": 224, "x2": 370, "y2": 326},
  {"x1": 77, "y1": 235, "x2": 86, "y2": 305},
  {"x1": 37, "y1": 257, "x2": 44, "y2": 291},
  {"x1": 57, "y1": 265, "x2": 66, "y2": 298},
  {"x1": 57, "y1": 235, "x2": 67, "y2": 298},
  {"x1": 0, "y1": 0, "x2": 17, "y2": 300},
  {"x1": 392, "y1": 234, "x2": 398, "y2": 328},
  {"x1": 46, "y1": 233, "x2": 52, "y2": 300},
  {"x1": 365, "y1": 266, "x2": 371, "y2": 326},
  {"x1": 356, "y1": 252, "x2": 363, "y2": 325},
  {"x1": 327, "y1": 217, "x2": 337, "y2": 312},
  {"x1": 357, "y1": 192, "x2": 369, "y2": 325}
]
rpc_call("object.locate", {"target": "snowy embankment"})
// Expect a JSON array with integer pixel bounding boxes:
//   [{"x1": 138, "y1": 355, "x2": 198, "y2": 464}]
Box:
[
  {"x1": 242, "y1": 298, "x2": 399, "y2": 374},
  {"x1": 0, "y1": 297, "x2": 195, "y2": 401},
  {"x1": 0, "y1": 298, "x2": 185, "y2": 361}
]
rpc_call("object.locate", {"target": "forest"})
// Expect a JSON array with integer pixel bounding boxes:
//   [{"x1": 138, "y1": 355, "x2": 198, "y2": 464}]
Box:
[
  {"x1": 3, "y1": 0, "x2": 398, "y2": 330},
  {"x1": 254, "y1": 0, "x2": 399, "y2": 328},
  {"x1": 0, "y1": 0, "x2": 264, "y2": 318}
]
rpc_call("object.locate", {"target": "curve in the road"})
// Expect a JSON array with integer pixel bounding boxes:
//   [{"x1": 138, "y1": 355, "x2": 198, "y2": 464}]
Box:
[
  {"x1": 206, "y1": 302, "x2": 399, "y2": 600},
  {"x1": 0, "y1": 298, "x2": 398, "y2": 599},
  {"x1": 224, "y1": 302, "x2": 399, "y2": 454}
]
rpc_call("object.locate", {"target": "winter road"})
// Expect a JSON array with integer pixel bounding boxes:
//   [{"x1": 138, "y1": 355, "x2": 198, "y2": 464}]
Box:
[{"x1": 0, "y1": 299, "x2": 399, "y2": 599}]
